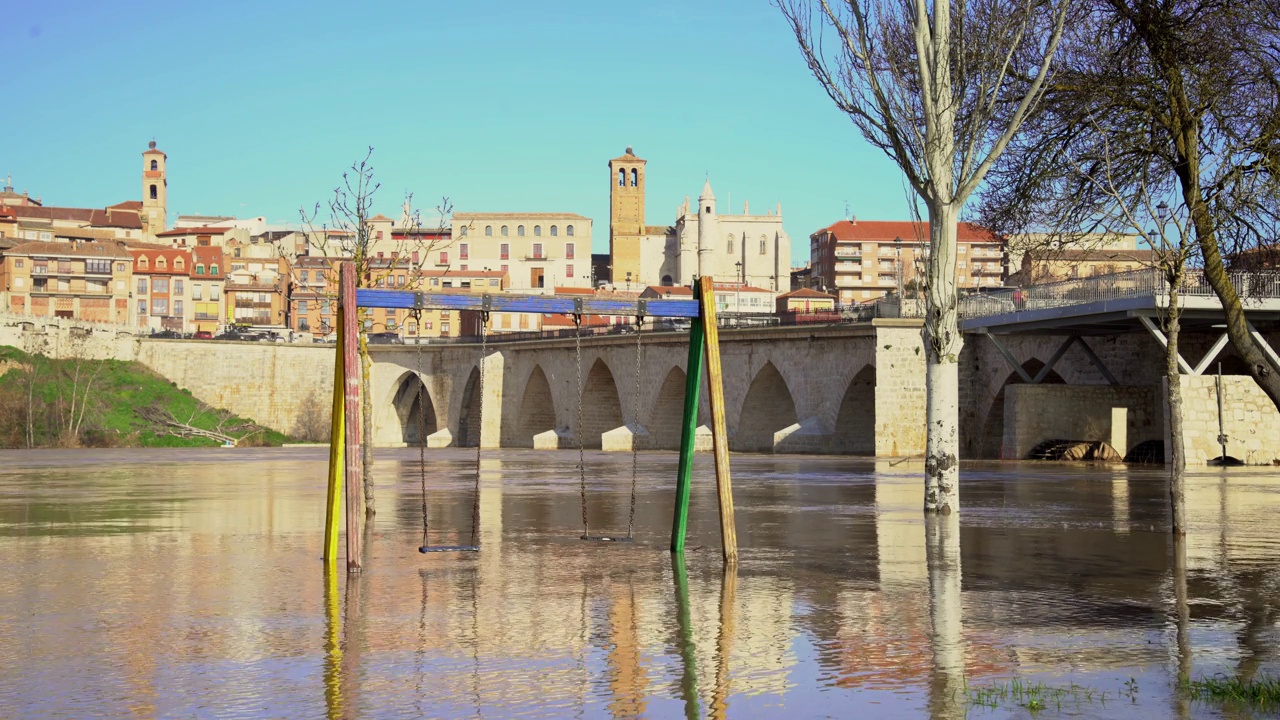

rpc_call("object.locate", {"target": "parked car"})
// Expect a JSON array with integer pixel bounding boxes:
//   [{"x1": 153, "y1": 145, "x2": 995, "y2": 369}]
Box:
[
  {"x1": 150, "y1": 329, "x2": 182, "y2": 339},
  {"x1": 367, "y1": 332, "x2": 404, "y2": 345},
  {"x1": 193, "y1": 330, "x2": 213, "y2": 340},
  {"x1": 213, "y1": 331, "x2": 258, "y2": 342}
]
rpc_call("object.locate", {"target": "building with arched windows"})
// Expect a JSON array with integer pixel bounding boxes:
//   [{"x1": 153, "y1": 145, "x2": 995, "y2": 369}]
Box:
[
  {"x1": 449, "y1": 212, "x2": 593, "y2": 292},
  {"x1": 607, "y1": 147, "x2": 791, "y2": 292}
]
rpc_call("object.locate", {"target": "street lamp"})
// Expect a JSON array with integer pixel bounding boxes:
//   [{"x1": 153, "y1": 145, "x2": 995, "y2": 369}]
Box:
[
  {"x1": 734, "y1": 261, "x2": 743, "y2": 316},
  {"x1": 894, "y1": 236, "x2": 903, "y2": 300}
]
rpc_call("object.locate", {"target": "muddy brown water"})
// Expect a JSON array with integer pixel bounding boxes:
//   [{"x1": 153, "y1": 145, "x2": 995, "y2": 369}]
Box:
[{"x1": 0, "y1": 448, "x2": 1278, "y2": 718}]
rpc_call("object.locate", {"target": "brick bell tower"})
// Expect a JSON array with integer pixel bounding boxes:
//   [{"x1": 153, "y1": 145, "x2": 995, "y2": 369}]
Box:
[
  {"x1": 142, "y1": 140, "x2": 168, "y2": 238},
  {"x1": 608, "y1": 146, "x2": 646, "y2": 286}
]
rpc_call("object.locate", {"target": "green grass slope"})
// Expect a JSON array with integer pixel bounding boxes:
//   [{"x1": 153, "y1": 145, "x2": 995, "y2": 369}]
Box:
[{"x1": 0, "y1": 345, "x2": 291, "y2": 448}]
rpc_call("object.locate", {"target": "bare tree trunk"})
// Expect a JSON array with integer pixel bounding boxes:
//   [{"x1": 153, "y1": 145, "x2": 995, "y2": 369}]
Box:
[
  {"x1": 359, "y1": 334, "x2": 375, "y2": 518},
  {"x1": 924, "y1": 203, "x2": 962, "y2": 514},
  {"x1": 1165, "y1": 279, "x2": 1187, "y2": 535}
]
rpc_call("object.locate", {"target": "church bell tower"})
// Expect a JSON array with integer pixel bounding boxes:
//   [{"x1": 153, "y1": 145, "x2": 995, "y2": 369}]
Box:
[
  {"x1": 608, "y1": 147, "x2": 646, "y2": 286},
  {"x1": 142, "y1": 140, "x2": 168, "y2": 238}
]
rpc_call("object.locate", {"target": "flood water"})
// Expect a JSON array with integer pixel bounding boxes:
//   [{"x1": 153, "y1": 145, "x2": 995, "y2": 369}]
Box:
[{"x1": 1, "y1": 448, "x2": 1278, "y2": 719}]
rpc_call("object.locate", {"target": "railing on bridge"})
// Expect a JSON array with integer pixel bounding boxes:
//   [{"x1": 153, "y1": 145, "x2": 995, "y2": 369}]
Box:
[{"x1": 958, "y1": 268, "x2": 1280, "y2": 319}]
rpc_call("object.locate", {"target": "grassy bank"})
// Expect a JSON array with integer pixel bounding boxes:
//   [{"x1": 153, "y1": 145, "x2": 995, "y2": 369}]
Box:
[{"x1": 0, "y1": 345, "x2": 290, "y2": 448}]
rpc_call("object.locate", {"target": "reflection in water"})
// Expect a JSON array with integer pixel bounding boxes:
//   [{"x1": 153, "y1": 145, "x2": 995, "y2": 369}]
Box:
[
  {"x1": 926, "y1": 514, "x2": 964, "y2": 720},
  {"x1": 1, "y1": 448, "x2": 1280, "y2": 718}
]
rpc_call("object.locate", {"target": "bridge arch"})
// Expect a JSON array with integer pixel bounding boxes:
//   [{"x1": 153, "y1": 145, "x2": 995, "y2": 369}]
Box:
[
  {"x1": 733, "y1": 361, "x2": 798, "y2": 453},
  {"x1": 390, "y1": 371, "x2": 439, "y2": 444},
  {"x1": 647, "y1": 366, "x2": 689, "y2": 450},
  {"x1": 514, "y1": 365, "x2": 556, "y2": 447},
  {"x1": 579, "y1": 358, "x2": 624, "y2": 448},
  {"x1": 456, "y1": 365, "x2": 482, "y2": 447},
  {"x1": 834, "y1": 364, "x2": 876, "y2": 454},
  {"x1": 980, "y1": 358, "x2": 1064, "y2": 458}
]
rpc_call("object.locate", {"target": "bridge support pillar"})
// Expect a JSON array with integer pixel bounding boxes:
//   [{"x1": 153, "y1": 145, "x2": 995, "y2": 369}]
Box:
[
  {"x1": 873, "y1": 321, "x2": 927, "y2": 457},
  {"x1": 602, "y1": 423, "x2": 649, "y2": 451},
  {"x1": 774, "y1": 417, "x2": 833, "y2": 453},
  {"x1": 479, "y1": 347, "x2": 505, "y2": 449}
]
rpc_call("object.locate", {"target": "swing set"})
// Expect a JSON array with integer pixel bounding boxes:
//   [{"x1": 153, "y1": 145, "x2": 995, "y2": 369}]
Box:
[{"x1": 323, "y1": 262, "x2": 738, "y2": 573}]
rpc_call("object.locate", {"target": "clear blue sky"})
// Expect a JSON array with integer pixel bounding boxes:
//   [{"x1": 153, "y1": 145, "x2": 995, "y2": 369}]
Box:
[{"x1": 4, "y1": 0, "x2": 915, "y2": 266}]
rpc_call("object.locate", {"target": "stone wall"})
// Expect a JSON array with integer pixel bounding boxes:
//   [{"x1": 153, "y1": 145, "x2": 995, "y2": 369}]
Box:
[
  {"x1": 1172, "y1": 375, "x2": 1280, "y2": 465},
  {"x1": 1002, "y1": 385, "x2": 1162, "y2": 460},
  {"x1": 132, "y1": 340, "x2": 335, "y2": 439}
]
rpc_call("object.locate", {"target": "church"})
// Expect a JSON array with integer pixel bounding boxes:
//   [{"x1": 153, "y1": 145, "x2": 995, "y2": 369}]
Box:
[{"x1": 607, "y1": 148, "x2": 791, "y2": 291}]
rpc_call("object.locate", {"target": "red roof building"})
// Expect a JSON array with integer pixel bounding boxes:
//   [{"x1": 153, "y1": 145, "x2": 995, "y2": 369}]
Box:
[{"x1": 809, "y1": 219, "x2": 1006, "y2": 306}]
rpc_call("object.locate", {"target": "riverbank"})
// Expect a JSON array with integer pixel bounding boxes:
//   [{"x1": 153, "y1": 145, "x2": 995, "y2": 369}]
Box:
[{"x1": 0, "y1": 345, "x2": 290, "y2": 448}]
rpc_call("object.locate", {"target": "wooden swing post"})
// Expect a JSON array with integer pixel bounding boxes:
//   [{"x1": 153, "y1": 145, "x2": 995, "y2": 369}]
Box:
[
  {"x1": 340, "y1": 262, "x2": 364, "y2": 572},
  {"x1": 697, "y1": 276, "x2": 737, "y2": 564},
  {"x1": 671, "y1": 315, "x2": 705, "y2": 553},
  {"x1": 323, "y1": 306, "x2": 346, "y2": 567}
]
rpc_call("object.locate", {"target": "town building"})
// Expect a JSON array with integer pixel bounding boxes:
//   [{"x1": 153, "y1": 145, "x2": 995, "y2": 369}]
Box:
[
  {"x1": 809, "y1": 219, "x2": 1005, "y2": 306},
  {"x1": 0, "y1": 240, "x2": 132, "y2": 323},
  {"x1": 1006, "y1": 247, "x2": 1159, "y2": 286},
  {"x1": 777, "y1": 288, "x2": 837, "y2": 314},
  {"x1": 1004, "y1": 232, "x2": 1139, "y2": 276},
  {"x1": 225, "y1": 256, "x2": 289, "y2": 331},
  {"x1": 156, "y1": 225, "x2": 238, "y2": 249},
  {"x1": 190, "y1": 245, "x2": 226, "y2": 335},
  {"x1": 289, "y1": 256, "x2": 340, "y2": 339},
  {"x1": 607, "y1": 147, "x2": 792, "y2": 292},
  {"x1": 449, "y1": 213, "x2": 592, "y2": 292},
  {"x1": 131, "y1": 245, "x2": 191, "y2": 333}
]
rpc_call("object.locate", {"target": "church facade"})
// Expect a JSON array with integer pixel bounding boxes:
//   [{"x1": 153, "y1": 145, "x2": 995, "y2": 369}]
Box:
[{"x1": 608, "y1": 148, "x2": 790, "y2": 291}]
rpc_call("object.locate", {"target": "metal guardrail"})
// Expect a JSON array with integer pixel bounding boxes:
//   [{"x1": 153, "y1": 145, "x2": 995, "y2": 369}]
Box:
[{"x1": 958, "y1": 268, "x2": 1280, "y2": 319}]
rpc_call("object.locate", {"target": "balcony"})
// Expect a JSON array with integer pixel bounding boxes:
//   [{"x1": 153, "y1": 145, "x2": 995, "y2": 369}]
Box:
[
  {"x1": 523, "y1": 254, "x2": 549, "y2": 261},
  {"x1": 194, "y1": 312, "x2": 220, "y2": 321},
  {"x1": 225, "y1": 281, "x2": 281, "y2": 293},
  {"x1": 234, "y1": 299, "x2": 273, "y2": 308},
  {"x1": 833, "y1": 247, "x2": 861, "y2": 259}
]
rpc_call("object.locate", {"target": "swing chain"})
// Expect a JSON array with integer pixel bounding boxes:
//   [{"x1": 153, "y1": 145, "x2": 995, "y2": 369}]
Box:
[
  {"x1": 574, "y1": 312, "x2": 588, "y2": 538},
  {"x1": 411, "y1": 309, "x2": 429, "y2": 544},
  {"x1": 471, "y1": 311, "x2": 488, "y2": 547},
  {"x1": 628, "y1": 312, "x2": 643, "y2": 539}
]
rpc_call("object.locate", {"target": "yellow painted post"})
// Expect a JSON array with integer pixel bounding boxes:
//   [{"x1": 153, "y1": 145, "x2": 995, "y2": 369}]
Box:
[
  {"x1": 697, "y1": 276, "x2": 738, "y2": 564},
  {"x1": 323, "y1": 310, "x2": 346, "y2": 566}
]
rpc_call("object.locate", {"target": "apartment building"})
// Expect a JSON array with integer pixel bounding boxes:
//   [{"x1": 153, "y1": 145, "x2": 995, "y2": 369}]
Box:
[
  {"x1": 289, "y1": 256, "x2": 339, "y2": 339},
  {"x1": 810, "y1": 219, "x2": 1005, "y2": 306},
  {"x1": 131, "y1": 245, "x2": 192, "y2": 332},
  {"x1": 226, "y1": 257, "x2": 288, "y2": 330},
  {"x1": 0, "y1": 240, "x2": 132, "y2": 323},
  {"x1": 450, "y1": 212, "x2": 592, "y2": 292},
  {"x1": 190, "y1": 246, "x2": 226, "y2": 334}
]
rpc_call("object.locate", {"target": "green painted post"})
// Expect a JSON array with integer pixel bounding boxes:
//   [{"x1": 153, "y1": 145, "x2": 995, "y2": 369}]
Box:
[{"x1": 671, "y1": 317, "x2": 706, "y2": 553}]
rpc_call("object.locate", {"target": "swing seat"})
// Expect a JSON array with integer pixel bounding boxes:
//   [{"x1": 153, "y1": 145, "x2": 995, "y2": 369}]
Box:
[
  {"x1": 579, "y1": 535, "x2": 634, "y2": 543},
  {"x1": 419, "y1": 545, "x2": 480, "y2": 553}
]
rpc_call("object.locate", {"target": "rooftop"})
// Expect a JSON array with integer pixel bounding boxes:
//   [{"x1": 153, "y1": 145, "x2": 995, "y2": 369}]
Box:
[
  {"x1": 817, "y1": 219, "x2": 999, "y2": 244},
  {"x1": 5, "y1": 240, "x2": 131, "y2": 259}
]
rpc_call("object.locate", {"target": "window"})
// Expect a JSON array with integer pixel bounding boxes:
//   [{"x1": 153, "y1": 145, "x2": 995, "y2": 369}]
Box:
[
  {"x1": 300, "y1": 270, "x2": 309, "y2": 282},
  {"x1": 485, "y1": 225, "x2": 493, "y2": 237},
  {"x1": 174, "y1": 300, "x2": 183, "y2": 316},
  {"x1": 150, "y1": 159, "x2": 158, "y2": 171},
  {"x1": 618, "y1": 169, "x2": 626, "y2": 186},
  {"x1": 566, "y1": 225, "x2": 574, "y2": 237},
  {"x1": 461, "y1": 280, "x2": 471, "y2": 289},
  {"x1": 157, "y1": 257, "x2": 168, "y2": 270},
  {"x1": 299, "y1": 318, "x2": 310, "y2": 331},
  {"x1": 532, "y1": 243, "x2": 543, "y2": 259},
  {"x1": 439, "y1": 251, "x2": 448, "y2": 265},
  {"x1": 138, "y1": 300, "x2": 147, "y2": 315},
  {"x1": 195, "y1": 265, "x2": 205, "y2": 275},
  {"x1": 298, "y1": 300, "x2": 308, "y2": 314},
  {"x1": 500, "y1": 264, "x2": 508, "y2": 274},
  {"x1": 86, "y1": 259, "x2": 111, "y2": 274},
  {"x1": 460, "y1": 243, "x2": 469, "y2": 260},
  {"x1": 430, "y1": 277, "x2": 439, "y2": 286},
  {"x1": 152, "y1": 278, "x2": 168, "y2": 294},
  {"x1": 760, "y1": 238, "x2": 767, "y2": 255},
  {"x1": 705, "y1": 206, "x2": 711, "y2": 214},
  {"x1": 517, "y1": 225, "x2": 525, "y2": 237},
  {"x1": 152, "y1": 299, "x2": 168, "y2": 315},
  {"x1": 631, "y1": 168, "x2": 638, "y2": 186},
  {"x1": 193, "y1": 285, "x2": 202, "y2": 300},
  {"x1": 727, "y1": 235, "x2": 735, "y2": 254},
  {"x1": 150, "y1": 184, "x2": 157, "y2": 200},
  {"x1": 233, "y1": 248, "x2": 241, "y2": 258},
  {"x1": 176, "y1": 257, "x2": 184, "y2": 270},
  {"x1": 441, "y1": 322, "x2": 450, "y2": 334},
  {"x1": 321, "y1": 300, "x2": 330, "y2": 314},
  {"x1": 412, "y1": 251, "x2": 420, "y2": 265},
  {"x1": 501, "y1": 225, "x2": 509, "y2": 237},
  {"x1": 210, "y1": 265, "x2": 218, "y2": 275},
  {"x1": 566, "y1": 264, "x2": 574, "y2": 278},
  {"x1": 490, "y1": 278, "x2": 499, "y2": 287},
  {"x1": 460, "y1": 226, "x2": 468, "y2": 237},
  {"x1": 115, "y1": 263, "x2": 126, "y2": 272},
  {"x1": 407, "y1": 320, "x2": 417, "y2": 335},
  {"x1": 138, "y1": 256, "x2": 149, "y2": 269},
  {"x1": 500, "y1": 243, "x2": 509, "y2": 260},
  {"x1": 210, "y1": 286, "x2": 220, "y2": 300},
  {"x1": 460, "y1": 265, "x2": 467, "y2": 272},
  {"x1": 565, "y1": 242, "x2": 575, "y2": 260},
  {"x1": 137, "y1": 279, "x2": 147, "y2": 295},
  {"x1": 377, "y1": 276, "x2": 386, "y2": 287},
  {"x1": 550, "y1": 225, "x2": 558, "y2": 237},
  {"x1": 534, "y1": 225, "x2": 541, "y2": 237},
  {"x1": 375, "y1": 231, "x2": 383, "y2": 240}
]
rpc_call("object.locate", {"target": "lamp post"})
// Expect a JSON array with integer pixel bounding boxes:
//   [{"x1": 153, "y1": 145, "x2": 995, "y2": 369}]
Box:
[
  {"x1": 894, "y1": 236, "x2": 903, "y2": 300},
  {"x1": 734, "y1": 261, "x2": 743, "y2": 316}
]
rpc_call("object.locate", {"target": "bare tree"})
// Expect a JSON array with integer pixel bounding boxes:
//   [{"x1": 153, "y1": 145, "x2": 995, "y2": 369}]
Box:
[
  {"x1": 300, "y1": 147, "x2": 454, "y2": 517},
  {"x1": 779, "y1": 0, "x2": 1070, "y2": 512},
  {"x1": 980, "y1": 0, "x2": 1280, "y2": 409}
]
